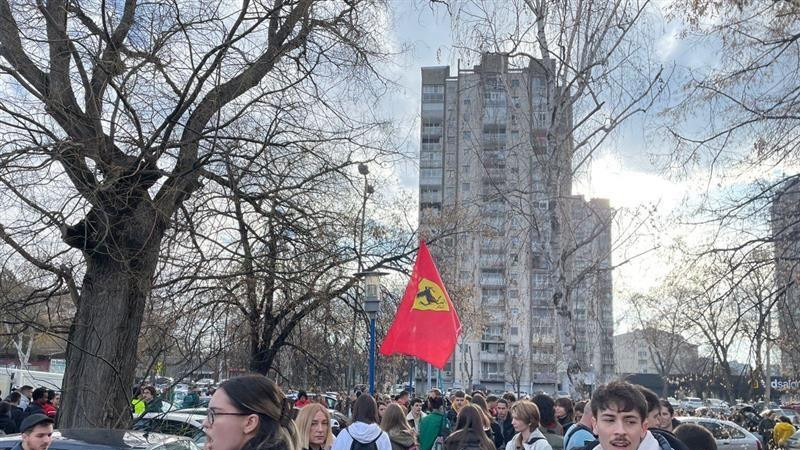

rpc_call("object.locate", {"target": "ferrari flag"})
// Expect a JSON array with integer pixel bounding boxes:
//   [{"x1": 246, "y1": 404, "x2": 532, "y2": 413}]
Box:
[{"x1": 379, "y1": 241, "x2": 461, "y2": 368}]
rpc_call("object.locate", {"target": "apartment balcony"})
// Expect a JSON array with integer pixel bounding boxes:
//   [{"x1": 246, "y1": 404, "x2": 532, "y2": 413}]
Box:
[
  {"x1": 480, "y1": 352, "x2": 506, "y2": 363},
  {"x1": 480, "y1": 372, "x2": 505, "y2": 382},
  {"x1": 480, "y1": 276, "x2": 505, "y2": 287},
  {"x1": 481, "y1": 333, "x2": 505, "y2": 343}
]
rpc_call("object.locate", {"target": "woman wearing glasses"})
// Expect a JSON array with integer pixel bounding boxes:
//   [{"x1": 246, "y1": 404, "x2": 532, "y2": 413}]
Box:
[
  {"x1": 203, "y1": 375, "x2": 299, "y2": 450},
  {"x1": 296, "y1": 403, "x2": 335, "y2": 450}
]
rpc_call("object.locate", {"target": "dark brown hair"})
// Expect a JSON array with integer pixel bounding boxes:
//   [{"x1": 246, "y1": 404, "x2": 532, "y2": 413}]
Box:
[
  {"x1": 219, "y1": 375, "x2": 298, "y2": 450},
  {"x1": 448, "y1": 405, "x2": 495, "y2": 450},
  {"x1": 352, "y1": 392, "x2": 379, "y2": 424},
  {"x1": 591, "y1": 380, "x2": 647, "y2": 421}
]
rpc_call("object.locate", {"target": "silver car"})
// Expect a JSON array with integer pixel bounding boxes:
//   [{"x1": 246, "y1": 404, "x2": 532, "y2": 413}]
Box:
[
  {"x1": 678, "y1": 417, "x2": 762, "y2": 450},
  {"x1": 787, "y1": 430, "x2": 800, "y2": 450}
]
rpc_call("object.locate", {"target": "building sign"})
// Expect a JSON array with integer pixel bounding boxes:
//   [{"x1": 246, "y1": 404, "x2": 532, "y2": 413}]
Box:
[
  {"x1": 771, "y1": 377, "x2": 800, "y2": 392},
  {"x1": 49, "y1": 359, "x2": 66, "y2": 374}
]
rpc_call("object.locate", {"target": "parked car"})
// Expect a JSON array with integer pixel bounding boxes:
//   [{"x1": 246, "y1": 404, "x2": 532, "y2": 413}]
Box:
[
  {"x1": 682, "y1": 397, "x2": 705, "y2": 411},
  {"x1": 786, "y1": 430, "x2": 800, "y2": 450},
  {"x1": 678, "y1": 417, "x2": 762, "y2": 450},
  {"x1": 0, "y1": 429, "x2": 201, "y2": 450},
  {"x1": 132, "y1": 411, "x2": 207, "y2": 446},
  {"x1": 707, "y1": 399, "x2": 731, "y2": 408}
]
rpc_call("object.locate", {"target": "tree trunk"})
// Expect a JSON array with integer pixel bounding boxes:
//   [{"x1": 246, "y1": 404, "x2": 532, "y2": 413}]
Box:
[{"x1": 59, "y1": 241, "x2": 160, "y2": 428}]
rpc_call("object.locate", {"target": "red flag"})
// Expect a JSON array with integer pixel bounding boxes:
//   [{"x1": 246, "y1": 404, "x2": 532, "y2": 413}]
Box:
[{"x1": 379, "y1": 241, "x2": 461, "y2": 369}]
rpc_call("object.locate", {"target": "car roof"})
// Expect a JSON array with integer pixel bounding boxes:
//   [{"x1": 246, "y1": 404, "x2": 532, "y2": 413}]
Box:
[
  {"x1": 137, "y1": 412, "x2": 206, "y2": 423},
  {"x1": 677, "y1": 417, "x2": 746, "y2": 429},
  {"x1": 0, "y1": 429, "x2": 190, "y2": 449}
]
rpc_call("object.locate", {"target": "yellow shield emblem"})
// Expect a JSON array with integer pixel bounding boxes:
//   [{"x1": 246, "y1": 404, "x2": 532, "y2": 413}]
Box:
[{"x1": 412, "y1": 278, "x2": 450, "y2": 311}]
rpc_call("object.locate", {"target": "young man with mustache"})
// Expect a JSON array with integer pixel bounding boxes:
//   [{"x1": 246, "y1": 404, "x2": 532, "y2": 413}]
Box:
[{"x1": 589, "y1": 381, "x2": 677, "y2": 450}]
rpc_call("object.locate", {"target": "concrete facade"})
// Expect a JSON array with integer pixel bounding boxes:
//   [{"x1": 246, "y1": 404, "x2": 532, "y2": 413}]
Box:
[
  {"x1": 417, "y1": 53, "x2": 614, "y2": 393},
  {"x1": 772, "y1": 176, "x2": 800, "y2": 377}
]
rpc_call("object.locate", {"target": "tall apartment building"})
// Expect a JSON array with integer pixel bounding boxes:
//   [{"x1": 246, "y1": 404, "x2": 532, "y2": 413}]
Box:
[
  {"x1": 772, "y1": 176, "x2": 800, "y2": 377},
  {"x1": 418, "y1": 53, "x2": 614, "y2": 393}
]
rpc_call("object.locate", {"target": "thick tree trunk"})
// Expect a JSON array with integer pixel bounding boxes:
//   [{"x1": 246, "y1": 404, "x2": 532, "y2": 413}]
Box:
[{"x1": 58, "y1": 205, "x2": 164, "y2": 428}]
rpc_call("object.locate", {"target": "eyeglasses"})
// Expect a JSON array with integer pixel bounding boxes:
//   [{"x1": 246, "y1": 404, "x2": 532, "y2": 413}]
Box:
[{"x1": 207, "y1": 408, "x2": 251, "y2": 425}]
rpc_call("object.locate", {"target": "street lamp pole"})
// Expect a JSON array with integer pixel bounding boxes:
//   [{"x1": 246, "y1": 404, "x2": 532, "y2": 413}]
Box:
[
  {"x1": 348, "y1": 163, "x2": 371, "y2": 390},
  {"x1": 358, "y1": 270, "x2": 387, "y2": 395}
]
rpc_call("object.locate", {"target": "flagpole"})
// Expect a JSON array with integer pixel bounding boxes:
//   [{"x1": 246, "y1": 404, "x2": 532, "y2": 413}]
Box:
[{"x1": 369, "y1": 317, "x2": 376, "y2": 395}]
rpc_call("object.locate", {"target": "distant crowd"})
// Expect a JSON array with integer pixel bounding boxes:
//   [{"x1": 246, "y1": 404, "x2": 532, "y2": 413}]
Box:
[{"x1": 0, "y1": 386, "x2": 60, "y2": 434}]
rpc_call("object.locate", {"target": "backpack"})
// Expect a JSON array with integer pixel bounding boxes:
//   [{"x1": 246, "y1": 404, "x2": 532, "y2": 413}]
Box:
[
  {"x1": 563, "y1": 424, "x2": 593, "y2": 450},
  {"x1": 346, "y1": 427, "x2": 382, "y2": 450}
]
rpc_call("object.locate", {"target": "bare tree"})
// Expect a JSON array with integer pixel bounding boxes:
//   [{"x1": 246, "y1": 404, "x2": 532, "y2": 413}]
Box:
[
  {"x1": 631, "y1": 291, "x2": 694, "y2": 395},
  {"x1": 0, "y1": 0, "x2": 393, "y2": 427},
  {"x1": 445, "y1": 0, "x2": 665, "y2": 394}
]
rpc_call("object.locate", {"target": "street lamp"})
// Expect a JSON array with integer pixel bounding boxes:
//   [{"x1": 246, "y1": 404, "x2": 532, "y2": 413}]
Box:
[{"x1": 356, "y1": 270, "x2": 387, "y2": 395}]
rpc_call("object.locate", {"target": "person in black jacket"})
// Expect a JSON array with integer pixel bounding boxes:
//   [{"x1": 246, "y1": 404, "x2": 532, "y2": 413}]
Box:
[
  {"x1": 634, "y1": 386, "x2": 690, "y2": 450},
  {"x1": 4, "y1": 392, "x2": 24, "y2": 431},
  {"x1": 0, "y1": 401, "x2": 18, "y2": 434},
  {"x1": 495, "y1": 399, "x2": 515, "y2": 448},
  {"x1": 555, "y1": 398, "x2": 575, "y2": 436},
  {"x1": 22, "y1": 388, "x2": 47, "y2": 420}
]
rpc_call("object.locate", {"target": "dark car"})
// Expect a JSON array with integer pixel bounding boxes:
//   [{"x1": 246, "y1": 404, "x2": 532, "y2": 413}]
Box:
[{"x1": 0, "y1": 429, "x2": 201, "y2": 450}]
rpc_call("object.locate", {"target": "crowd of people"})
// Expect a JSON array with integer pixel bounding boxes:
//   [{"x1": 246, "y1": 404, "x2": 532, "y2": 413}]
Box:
[
  {"x1": 2, "y1": 376, "x2": 798, "y2": 450},
  {"x1": 0, "y1": 386, "x2": 60, "y2": 435},
  {"x1": 198, "y1": 377, "x2": 758, "y2": 450}
]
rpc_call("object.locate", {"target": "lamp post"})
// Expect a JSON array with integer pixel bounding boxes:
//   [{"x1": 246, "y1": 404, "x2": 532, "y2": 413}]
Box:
[{"x1": 357, "y1": 270, "x2": 387, "y2": 395}]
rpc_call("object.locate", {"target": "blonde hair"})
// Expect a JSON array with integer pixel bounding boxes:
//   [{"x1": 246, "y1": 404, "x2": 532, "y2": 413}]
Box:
[
  {"x1": 512, "y1": 401, "x2": 541, "y2": 449},
  {"x1": 296, "y1": 403, "x2": 334, "y2": 450}
]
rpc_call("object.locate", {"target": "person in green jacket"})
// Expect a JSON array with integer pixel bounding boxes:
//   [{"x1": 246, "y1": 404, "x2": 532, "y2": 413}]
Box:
[
  {"x1": 419, "y1": 395, "x2": 451, "y2": 450},
  {"x1": 182, "y1": 385, "x2": 201, "y2": 409},
  {"x1": 131, "y1": 387, "x2": 145, "y2": 416}
]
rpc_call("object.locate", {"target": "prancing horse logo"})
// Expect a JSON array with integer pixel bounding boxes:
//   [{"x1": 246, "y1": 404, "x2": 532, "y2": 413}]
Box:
[{"x1": 412, "y1": 278, "x2": 449, "y2": 312}]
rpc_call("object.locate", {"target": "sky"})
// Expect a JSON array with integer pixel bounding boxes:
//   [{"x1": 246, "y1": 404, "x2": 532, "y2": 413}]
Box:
[{"x1": 376, "y1": 2, "x2": 700, "y2": 320}]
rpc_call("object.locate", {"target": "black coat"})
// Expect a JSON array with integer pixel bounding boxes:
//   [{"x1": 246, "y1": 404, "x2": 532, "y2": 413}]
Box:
[
  {"x1": 22, "y1": 402, "x2": 44, "y2": 420},
  {"x1": 489, "y1": 421, "x2": 505, "y2": 450},
  {"x1": 0, "y1": 413, "x2": 17, "y2": 434},
  {"x1": 497, "y1": 415, "x2": 515, "y2": 448}
]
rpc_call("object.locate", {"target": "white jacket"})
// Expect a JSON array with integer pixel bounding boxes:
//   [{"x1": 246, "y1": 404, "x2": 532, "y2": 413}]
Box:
[
  {"x1": 332, "y1": 422, "x2": 392, "y2": 450},
  {"x1": 506, "y1": 429, "x2": 553, "y2": 450}
]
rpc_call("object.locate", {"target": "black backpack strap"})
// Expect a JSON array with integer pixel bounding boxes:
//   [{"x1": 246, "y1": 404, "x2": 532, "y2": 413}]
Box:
[
  {"x1": 526, "y1": 437, "x2": 545, "y2": 445},
  {"x1": 564, "y1": 424, "x2": 592, "y2": 449}
]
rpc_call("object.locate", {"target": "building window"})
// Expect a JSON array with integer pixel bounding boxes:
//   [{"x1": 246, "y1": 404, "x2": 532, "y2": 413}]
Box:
[
  {"x1": 422, "y1": 84, "x2": 444, "y2": 102},
  {"x1": 510, "y1": 327, "x2": 519, "y2": 335},
  {"x1": 464, "y1": 98, "x2": 471, "y2": 106},
  {"x1": 463, "y1": 131, "x2": 472, "y2": 139},
  {"x1": 511, "y1": 79, "x2": 520, "y2": 88}
]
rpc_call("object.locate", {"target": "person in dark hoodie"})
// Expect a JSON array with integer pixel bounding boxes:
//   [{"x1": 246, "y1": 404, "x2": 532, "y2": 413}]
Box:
[
  {"x1": 633, "y1": 387, "x2": 689, "y2": 450},
  {"x1": 587, "y1": 381, "x2": 677, "y2": 450},
  {"x1": 382, "y1": 403, "x2": 418, "y2": 450},
  {"x1": 444, "y1": 404, "x2": 496, "y2": 450}
]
